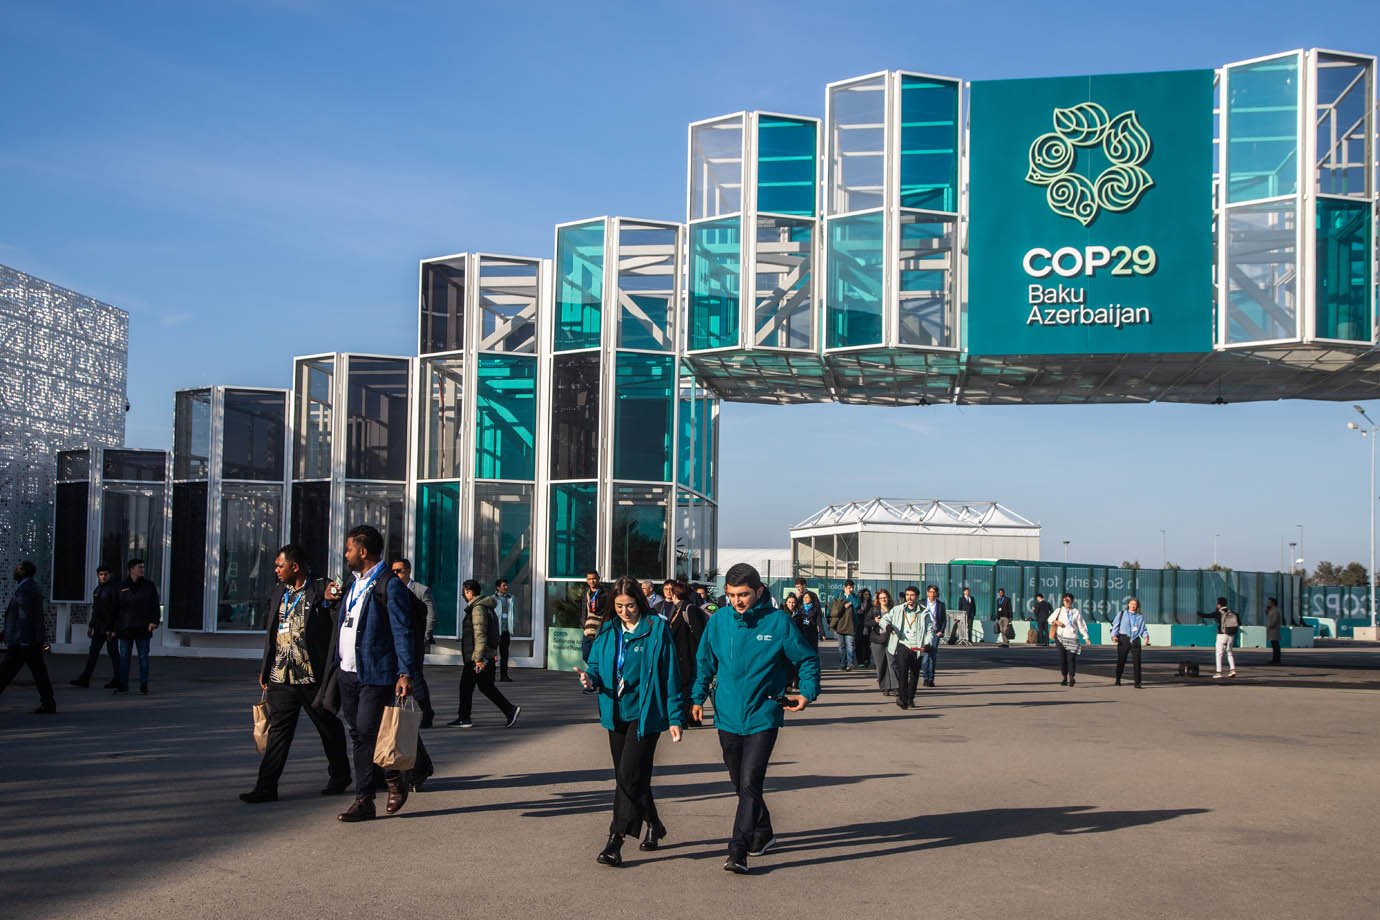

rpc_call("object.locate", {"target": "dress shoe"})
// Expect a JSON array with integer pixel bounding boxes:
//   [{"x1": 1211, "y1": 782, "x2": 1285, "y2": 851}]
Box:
[
  {"x1": 385, "y1": 777, "x2": 409, "y2": 815},
  {"x1": 1115, "y1": 679, "x2": 1122, "y2": 686},
  {"x1": 410, "y1": 770, "x2": 433, "y2": 792},
  {"x1": 596, "y1": 834, "x2": 624, "y2": 866},
  {"x1": 69, "y1": 678, "x2": 89, "y2": 688},
  {"x1": 419, "y1": 714, "x2": 434, "y2": 729},
  {"x1": 140, "y1": 684, "x2": 149, "y2": 695},
  {"x1": 239, "y1": 789, "x2": 278, "y2": 804},
  {"x1": 321, "y1": 778, "x2": 352, "y2": 796},
  {"x1": 639, "y1": 821, "x2": 667, "y2": 851},
  {"x1": 32, "y1": 705, "x2": 56, "y2": 715},
  {"x1": 1059, "y1": 678, "x2": 1068, "y2": 686},
  {"x1": 337, "y1": 799, "x2": 376, "y2": 822},
  {"x1": 104, "y1": 680, "x2": 119, "y2": 689}
]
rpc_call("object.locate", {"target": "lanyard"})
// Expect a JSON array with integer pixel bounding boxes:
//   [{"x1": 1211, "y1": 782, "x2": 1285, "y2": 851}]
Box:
[
  {"x1": 347, "y1": 569, "x2": 382, "y2": 616},
  {"x1": 279, "y1": 586, "x2": 307, "y2": 626},
  {"x1": 615, "y1": 626, "x2": 630, "y2": 697}
]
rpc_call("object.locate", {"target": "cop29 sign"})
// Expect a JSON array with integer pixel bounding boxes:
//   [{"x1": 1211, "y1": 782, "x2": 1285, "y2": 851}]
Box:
[{"x1": 967, "y1": 70, "x2": 1214, "y2": 355}]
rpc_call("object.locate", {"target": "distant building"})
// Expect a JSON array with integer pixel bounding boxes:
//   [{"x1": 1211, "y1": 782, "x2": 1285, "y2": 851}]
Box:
[
  {"x1": 1, "y1": 265, "x2": 128, "y2": 620},
  {"x1": 790, "y1": 499, "x2": 1041, "y2": 580}
]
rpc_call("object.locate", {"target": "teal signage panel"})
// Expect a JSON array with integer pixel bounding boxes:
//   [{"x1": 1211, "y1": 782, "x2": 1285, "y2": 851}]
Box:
[{"x1": 968, "y1": 69, "x2": 1214, "y2": 355}]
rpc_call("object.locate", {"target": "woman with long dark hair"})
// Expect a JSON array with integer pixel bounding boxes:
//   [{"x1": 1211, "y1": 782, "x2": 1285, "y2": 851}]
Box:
[
  {"x1": 666, "y1": 580, "x2": 707, "y2": 726},
  {"x1": 871, "y1": 588, "x2": 897, "y2": 695},
  {"x1": 855, "y1": 588, "x2": 875, "y2": 668},
  {"x1": 575, "y1": 575, "x2": 684, "y2": 867}
]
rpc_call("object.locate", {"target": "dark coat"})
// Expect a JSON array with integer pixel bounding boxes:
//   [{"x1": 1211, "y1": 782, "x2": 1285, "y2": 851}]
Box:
[
  {"x1": 115, "y1": 577, "x2": 161, "y2": 638},
  {"x1": 994, "y1": 595, "x2": 1013, "y2": 619},
  {"x1": 4, "y1": 578, "x2": 45, "y2": 646},
  {"x1": 90, "y1": 579, "x2": 120, "y2": 633},
  {"x1": 666, "y1": 601, "x2": 708, "y2": 689},
  {"x1": 958, "y1": 594, "x2": 977, "y2": 617},
  {"x1": 317, "y1": 567, "x2": 416, "y2": 689},
  {"x1": 258, "y1": 578, "x2": 336, "y2": 686},
  {"x1": 1032, "y1": 599, "x2": 1053, "y2": 625}
]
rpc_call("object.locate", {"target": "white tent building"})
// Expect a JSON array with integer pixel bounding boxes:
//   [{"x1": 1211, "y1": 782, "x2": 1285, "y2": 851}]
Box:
[{"x1": 790, "y1": 499, "x2": 1041, "y2": 579}]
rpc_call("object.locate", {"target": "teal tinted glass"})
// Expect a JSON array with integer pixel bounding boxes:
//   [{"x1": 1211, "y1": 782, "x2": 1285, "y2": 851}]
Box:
[
  {"x1": 614, "y1": 353, "x2": 675, "y2": 482},
  {"x1": 1227, "y1": 55, "x2": 1299, "y2": 203},
  {"x1": 688, "y1": 218, "x2": 741, "y2": 350},
  {"x1": 415, "y1": 482, "x2": 460, "y2": 636},
  {"x1": 757, "y1": 115, "x2": 817, "y2": 217},
  {"x1": 1316, "y1": 198, "x2": 1373, "y2": 341},
  {"x1": 555, "y1": 220, "x2": 605, "y2": 351},
  {"x1": 826, "y1": 211, "x2": 885, "y2": 348},
  {"x1": 474, "y1": 354, "x2": 536, "y2": 480},
  {"x1": 677, "y1": 380, "x2": 715, "y2": 497},
  {"x1": 549, "y1": 482, "x2": 598, "y2": 579},
  {"x1": 611, "y1": 485, "x2": 669, "y2": 580},
  {"x1": 898, "y1": 75, "x2": 959, "y2": 211}
]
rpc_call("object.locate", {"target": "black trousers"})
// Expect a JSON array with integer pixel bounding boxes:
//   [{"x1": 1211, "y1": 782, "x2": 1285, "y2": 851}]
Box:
[
  {"x1": 77, "y1": 630, "x2": 118, "y2": 683},
  {"x1": 608, "y1": 720, "x2": 661, "y2": 836},
  {"x1": 891, "y1": 644, "x2": 922, "y2": 705},
  {"x1": 872, "y1": 642, "x2": 894, "y2": 692},
  {"x1": 1058, "y1": 644, "x2": 1079, "y2": 680},
  {"x1": 1271, "y1": 640, "x2": 1281, "y2": 663},
  {"x1": 0, "y1": 646, "x2": 55, "y2": 709},
  {"x1": 498, "y1": 632, "x2": 512, "y2": 679},
  {"x1": 458, "y1": 659, "x2": 515, "y2": 722},
  {"x1": 1036, "y1": 617, "x2": 1050, "y2": 645},
  {"x1": 1115, "y1": 638, "x2": 1142, "y2": 685},
  {"x1": 255, "y1": 681, "x2": 351, "y2": 793},
  {"x1": 719, "y1": 728, "x2": 778, "y2": 856},
  {"x1": 338, "y1": 671, "x2": 401, "y2": 801}
]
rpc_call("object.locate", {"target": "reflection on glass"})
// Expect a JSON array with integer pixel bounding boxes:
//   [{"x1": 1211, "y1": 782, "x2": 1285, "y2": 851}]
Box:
[
  {"x1": 295, "y1": 359, "x2": 333, "y2": 480},
  {"x1": 827, "y1": 75, "x2": 886, "y2": 215},
  {"x1": 169, "y1": 481, "x2": 208, "y2": 629},
  {"x1": 614, "y1": 353, "x2": 675, "y2": 483},
  {"x1": 675, "y1": 490, "x2": 717, "y2": 581},
  {"x1": 218, "y1": 483, "x2": 282, "y2": 631},
  {"x1": 477, "y1": 257, "x2": 539, "y2": 353},
  {"x1": 898, "y1": 75, "x2": 959, "y2": 212},
  {"x1": 556, "y1": 221, "x2": 605, "y2": 352},
  {"x1": 545, "y1": 580, "x2": 588, "y2": 630},
  {"x1": 690, "y1": 116, "x2": 744, "y2": 220},
  {"x1": 52, "y1": 482, "x2": 89, "y2": 601},
  {"x1": 473, "y1": 483, "x2": 534, "y2": 637},
  {"x1": 617, "y1": 222, "x2": 678, "y2": 351},
  {"x1": 896, "y1": 214, "x2": 955, "y2": 347},
  {"x1": 753, "y1": 217, "x2": 813, "y2": 349},
  {"x1": 612, "y1": 483, "x2": 670, "y2": 580},
  {"x1": 421, "y1": 357, "x2": 464, "y2": 480},
  {"x1": 757, "y1": 115, "x2": 817, "y2": 217},
  {"x1": 1315, "y1": 56, "x2": 1373, "y2": 197},
  {"x1": 58, "y1": 449, "x2": 90, "y2": 482},
  {"x1": 290, "y1": 481, "x2": 331, "y2": 579},
  {"x1": 416, "y1": 482, "x2": 460, "y2": 637},
  {"x1": 223, "y1": 390, "x2": 286, "y2": 481},
  {"x1": 342, "y1": 482, "x2": 405, "y2": 571},
  {"x1": 688, "y1": 218, "x2": 741, "y2": 350},
  {"x1": 173, "y1": 389, "x2": 212, "y2": 480},
  {"x1": 677, "y1": 375, "x2": 716, "y2": 498},
  {"x1": 826, "y1": 211, "x2": 886, "y2": 348},
  {"x1": 474, "y1": 354, "x2": 536, "y2": 481},
  {"x1": 1227, "y1": 54, "x2": 1299, "y2": 203},
  {"x1": 550, "y1": 353, "x2": 601, "y2": 480},
  {"x1": 100, "y1": 485, "x2": 165, "y2": 591},
  {"x1": 1225, "y1": 202, "x2": 1297, "y2": 343},
  {"x1": 346, "y1": 357, "x2": 409, "y2": 481},
  {"x1": 103, "y1": 450, "x2": 166, "y2": 482},
  {"x1": 421, "y1": 257, "x2": 465, "y2": 355},
  {"x1": 1315, "y1": 198, "x2": 1372, "y2": 341},
  {"x1": 549, "y1": 482, "x2": 598, "y2": 580}
]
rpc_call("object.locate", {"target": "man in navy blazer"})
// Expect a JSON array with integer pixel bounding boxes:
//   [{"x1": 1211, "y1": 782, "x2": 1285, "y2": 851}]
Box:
[
  {"x1": 921, "y1": 585, "x2": 947, "y2": 688},
  {"x1": 1, "y1": 560, "x2": 56, "y2": 713},
  {"x1": 328, "y1": 525, "x2": 416, "y2": 823}
]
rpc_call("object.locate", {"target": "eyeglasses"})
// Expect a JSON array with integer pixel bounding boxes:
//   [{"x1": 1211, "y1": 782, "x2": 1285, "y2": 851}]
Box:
[{"x1": 391, "y1": 568, "x2": 406, "y2": 575}]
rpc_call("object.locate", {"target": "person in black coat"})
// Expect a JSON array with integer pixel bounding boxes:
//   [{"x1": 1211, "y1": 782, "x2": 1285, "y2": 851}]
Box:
[
  {"x1": 240, "y1": 545, "x2": 352, "y2": 803},
  {"x1": 113, "y1": 559, "x2": 160, "y2": 694},
  {"x1": 0, "y1": 561, "x2": 56, "y2": 713},
  {"x1": 71, "y1": 566, "x2": 120, "y2": 688},
  {"x1": 1031, "y1": 593, "x2": 1054, "y2": 646},
  {"x1": 952, "y1": 587, "x2": 977, "y2": 645},
  {"x1": 666, "y1": 580, "x2": 708, "y2": 725}
]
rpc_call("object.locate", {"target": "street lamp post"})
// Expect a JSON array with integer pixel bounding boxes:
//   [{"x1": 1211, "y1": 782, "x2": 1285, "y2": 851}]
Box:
[
  {"x1": 1348, "y1": 405, "x2": 1377, "y2": 629},
  {"x1": 1289, "y1": 542, "x2": 1297, "y2": 577},
  {"x1": 1213, "y1": 532, "x2": 1220, "y2": 567},
  {"x1": 1062, "y1": 540, "x2": 1070, "y2": 563},
  {"x1": 1161, "y1": 529, "x2": 1167, "y2": 568}
]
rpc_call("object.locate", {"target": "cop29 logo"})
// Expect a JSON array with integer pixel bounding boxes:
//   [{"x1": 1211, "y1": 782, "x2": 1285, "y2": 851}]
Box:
[{"x1": 1025, "y1": 103, "x2": 1153, "y2": 226}]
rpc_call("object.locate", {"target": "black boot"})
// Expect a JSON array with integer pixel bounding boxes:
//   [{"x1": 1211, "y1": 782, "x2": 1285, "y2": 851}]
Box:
[
  {"x1": 596, "y1": 834, "x2": 624, "y2": 866},
  {"x1": 639, "y1": 820, "x2": 667, "y2": 851}
]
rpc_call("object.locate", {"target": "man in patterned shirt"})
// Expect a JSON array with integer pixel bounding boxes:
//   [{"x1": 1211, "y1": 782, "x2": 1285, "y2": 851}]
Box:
[{"x1": 240, "y1": 544, "x2": 351, "y2": 803}]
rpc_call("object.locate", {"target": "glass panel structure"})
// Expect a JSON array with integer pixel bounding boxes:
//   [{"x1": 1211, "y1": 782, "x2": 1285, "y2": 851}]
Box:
[
  {"x1": 102, "y1": 450, "x2": 164, "y2": 482},
  {"x1": 677, "y1": 374, "x2": 716, "y2": 498},
  {"x1": 295, "y1": 358, "x2": 333, "y2": 480},
  {"x1": 52, "y1": 481, "x2": 88, "y2": 601},
  {"x1": 222, "y1": 390, "x2": 286, "y2": 481},
  {"x1": 173, "y1": 389, "x2": 211, "y2": 480},
  {"x1": 476, "y1": 257, "x2": 539, "y2": 353},
  {"x1": 826, "y1": 211, "x2": 886, "y2": 348},
  {"x1": 420, "y1": 257, "x2": 465, "y2": 355},
  {"x1": 674, "y1": 490, "x2": 717, "y2": 582},
  {"x1": 1315, "y1": 197, "x2": 1373, "y2": 341},
  {"x1": 1226, "y1": 54, "x2": 1300, "y2": 203},
  {"x1": 555, "y1": 221, "x2": 604, "y2": 352},
  {"x1": 896, "y1": 214, "x2": 956, "y2": 347},
  {"x1": 545, "y1": 580, "x2": 587, "y2": 629},
  {"x1": 420, "y1": 356, "x2": 464, "y2": 480},
  {"x1": 616, "y1": 221, "x2": 678, "y2": 351},
  {"x1": 550, "y1": 353, "x2": 601, "y2": 481},
  {"x1": 343, "y1": 482, "x2": 405, "y2": 566},
  {"x1": 614, "y1": 353, "x2": 675, "y2": 482},
  {"x1": 898, "y1": 75, "x2": 959, "y2": 212},
  {"x1": 611, "y1": 484, "x2": 670, "y2": 580},
  {"x1": 1315, "y1": 54, "x2": 1373, "y2": 197},
  {"x1": 100, "y1": 484, "x2": 164, "y2": 589},
  {"x1": 290, "y1": 481, "x2": 331, "y2": 579},
  {"x1": 415, "y1": 482, "x2": 460, "y2": 637},
  {"x1": 474, "y1": 354, "x2": 537, "y2": 481},
  {"x1": 168, "y1": 481, "x2": 207, "y2": 630},
  {"x1": 753, "y1": 217, "x2": 813, "y2": 349},
  {"x1": 757, "y1": 115, "x2": 817, "y2": 217},
  {"x1": 690, "y1": 116, "x2": 744, "y2": 221},
  {"x1": 549, "y1": 482, "x2": 598, "y2": 580},
  {"x1": 58, "y1": 449, "x2": 90, "y2": 482},
  {"x1": 473, "y1": 483, "x2": 534, "y2": 637},
  {"x1": 217, "y1": 483, "x2": 282, "y2": 631},
  {"x1": 345, "y1": 357, "x2": 409, "y2": 481},
  {"x1": 827, "y1": 74, "x2": 887, "y2": 214},
  {"x1": 688, "y1": 218, "x2": 741, "y2": 350},
  {"x1": 1224, "y1": 202, "x2": 1298, "y2": 343}
]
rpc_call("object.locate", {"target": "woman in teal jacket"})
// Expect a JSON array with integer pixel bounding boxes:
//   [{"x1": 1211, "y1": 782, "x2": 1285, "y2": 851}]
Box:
[{"x1": 576, "y1": 575, "x2": 684, "y2": 867}]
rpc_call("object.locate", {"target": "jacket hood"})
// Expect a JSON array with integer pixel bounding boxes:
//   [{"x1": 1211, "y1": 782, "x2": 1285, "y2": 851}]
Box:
[{"x1": 466, "y1": 595, "x2": 497, "y2": 612}]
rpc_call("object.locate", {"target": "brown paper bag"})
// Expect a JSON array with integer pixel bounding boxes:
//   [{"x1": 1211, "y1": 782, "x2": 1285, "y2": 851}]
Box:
[
  {"x1": 252, "y1": 691, "x2": 270, "y2": 754},
  {"x1": 373, "y1": 697, "x2": 421, "y2": 770}
]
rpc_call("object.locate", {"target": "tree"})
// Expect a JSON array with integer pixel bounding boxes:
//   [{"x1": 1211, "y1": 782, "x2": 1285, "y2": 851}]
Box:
[
  {"x1": 1339, "y1": 562, "x2": 1370, "y2": 587},
  {"x1": 1120, "y1": 560, "x2": 1141, "y2": 570},
  {"x1": 1207, "y1": 563, "x2": 1232, "y2": 573},
  {"x1": 1164, "y1": 562, "x2": 1181, "y2": 571},
  {"x1": 1310, "y1": 561, "x2": 1343, "y2": 586}
]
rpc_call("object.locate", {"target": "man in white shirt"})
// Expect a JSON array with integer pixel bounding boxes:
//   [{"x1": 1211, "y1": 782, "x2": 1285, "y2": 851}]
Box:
[{"x1": 494, "y1": 578, "x2": 516, "y2": 682}]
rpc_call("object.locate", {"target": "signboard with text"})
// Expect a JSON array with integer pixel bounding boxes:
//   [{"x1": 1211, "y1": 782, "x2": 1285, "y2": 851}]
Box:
[{"x1": 967, "y1": 69, "x2": 1214, "y2": 355}]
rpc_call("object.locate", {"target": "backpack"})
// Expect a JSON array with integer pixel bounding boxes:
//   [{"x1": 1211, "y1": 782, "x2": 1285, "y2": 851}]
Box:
[
  {"x1": 1221, "y1": 610, "x2": 1240, "y2": 630},
  {"x1": 373, "y1": 573, "x2": 429, "y2": 658}
]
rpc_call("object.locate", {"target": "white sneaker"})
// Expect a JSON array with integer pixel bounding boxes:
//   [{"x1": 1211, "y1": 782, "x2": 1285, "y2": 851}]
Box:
[{"x1": 1212, "y1": 673, "x2": 1222, "y2": 679}]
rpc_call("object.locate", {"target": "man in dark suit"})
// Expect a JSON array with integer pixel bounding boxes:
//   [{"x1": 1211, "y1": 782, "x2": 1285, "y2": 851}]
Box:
[
  {"x1": 323, "y1": 525, "x2": 417, "y2": 823},
  {"x1": 240, "y1": 544, "x2": 352, "y2": 804},
  {"x1": 952, "y1": 586, "x2": 977, "y2": 645},
  {"x1": 921, "y1": 584, "x2": 947, "y2": 688},
  {"x1": 994, "y1": 587, "x2": 1014, "y2": 648},
  {"x1": 1, "y1": 561, "x2": 56, "y2": 713},
  {"x1": 112, "y1": 558, "x2": 160, "y2": 694},
  {"x1": 71, "y1": 565, "x2": 120, "y2": 688}
]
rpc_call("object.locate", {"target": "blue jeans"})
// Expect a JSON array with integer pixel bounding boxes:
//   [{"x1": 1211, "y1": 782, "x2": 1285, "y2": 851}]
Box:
[
  {"x1": 116, "y1": 636, "x2": 151, "y2": 690},
  {"x1": 921, "y1": 643, "x2": 938, "y2": 684},
  {"x1": 836, "y1": 634, "x2": 855, "y2": 669}
]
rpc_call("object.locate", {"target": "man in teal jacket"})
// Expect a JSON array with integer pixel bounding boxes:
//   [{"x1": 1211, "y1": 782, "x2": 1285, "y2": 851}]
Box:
[{"x1": 692, "y1": 563, "x2": 820, "y2": 874}]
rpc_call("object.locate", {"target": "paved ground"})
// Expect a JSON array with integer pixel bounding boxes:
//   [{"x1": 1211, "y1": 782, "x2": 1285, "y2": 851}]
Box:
[{"x1": 1, "y1": 643, "x2": 1376, "y2": 919}]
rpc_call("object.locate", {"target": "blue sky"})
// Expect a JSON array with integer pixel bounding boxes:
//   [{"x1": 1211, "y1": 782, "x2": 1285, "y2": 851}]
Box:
[{"x1": 4, "y1": 1, "x2": 1379, "y2": 572}]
